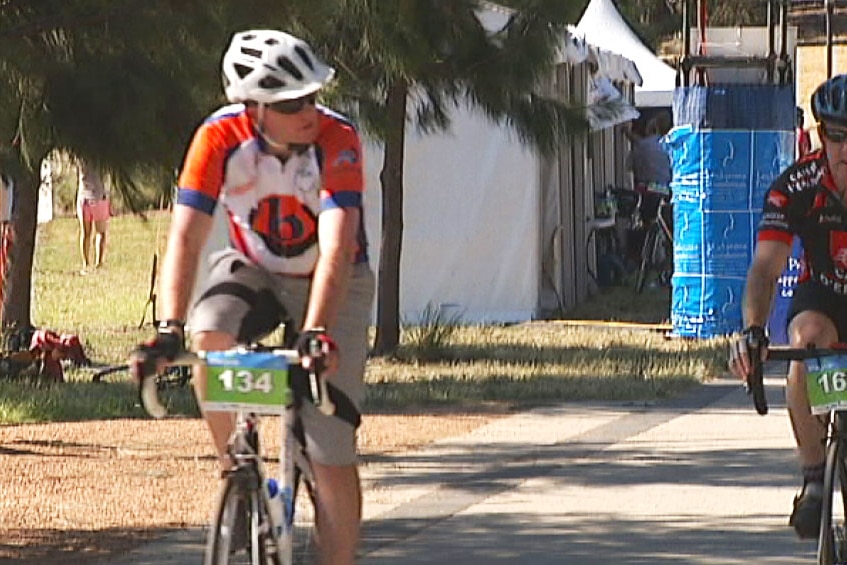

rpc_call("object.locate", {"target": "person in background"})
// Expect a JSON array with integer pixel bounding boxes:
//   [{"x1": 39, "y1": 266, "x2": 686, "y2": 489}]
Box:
[
  {"x1": 626, "y1": 113, "x2": 672, "y2": 192},
  {"x1": 797, "y1": 106, "x2": 812, "y2": 159},
  {"x1": 623, "y1": 113, "x2": 673, "y2": 269},
  {"x1": 75, "y1": 159, "x2": 109, "y2": 273}
]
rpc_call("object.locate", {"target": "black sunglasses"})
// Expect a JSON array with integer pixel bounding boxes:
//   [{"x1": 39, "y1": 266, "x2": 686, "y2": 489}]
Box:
[
  {"x1": 821, "y1": 122, "x2": 847, "y2": 144},
  {"x1": 267, "y1": 93, "x2": 317, "y2": 115}
]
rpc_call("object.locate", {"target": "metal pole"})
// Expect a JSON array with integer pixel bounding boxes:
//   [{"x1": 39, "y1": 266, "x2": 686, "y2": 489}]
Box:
[
  {"x1": 766, "y1": 0, "x2": 775, "y2": 82},
  {"x1": 827, "y1": 0, "x2": 834, "y2": 79},
  {"x1": 681, "y1": 0, "x2": 690, "y2": 86}
]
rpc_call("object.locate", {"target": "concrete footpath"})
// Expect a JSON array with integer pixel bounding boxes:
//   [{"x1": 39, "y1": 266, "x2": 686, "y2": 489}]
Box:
[{"x1": 107, "y1": 371, "x2": 817, "y2": 564}]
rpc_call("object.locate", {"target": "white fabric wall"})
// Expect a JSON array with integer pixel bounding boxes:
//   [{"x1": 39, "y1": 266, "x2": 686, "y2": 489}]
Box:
[{"x1": 363, "y1": 106, "x2": 540, "y2": 324}]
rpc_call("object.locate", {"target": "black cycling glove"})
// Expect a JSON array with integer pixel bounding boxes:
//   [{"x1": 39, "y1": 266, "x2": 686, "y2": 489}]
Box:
[
  {"x1": 742, "y1": 325, "x2": 769, "y2": 349},
  {"x1": 130, "y1": 329, "x2": 184, "y2": 380},
  {"x1": 295, "y1": 328, "x2": 337, "y2": 368}
]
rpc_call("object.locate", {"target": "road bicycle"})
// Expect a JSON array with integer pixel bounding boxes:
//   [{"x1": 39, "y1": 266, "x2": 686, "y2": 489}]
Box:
[
  {"x1": 137, "y1": 345, "x2": 360, "y2": 565},
  {"x1": 749, "y1": 343, "x2": 847, "y2": 564},
  {"x1": 634, "y1": 194, "x2": 673, "y2": 294}
]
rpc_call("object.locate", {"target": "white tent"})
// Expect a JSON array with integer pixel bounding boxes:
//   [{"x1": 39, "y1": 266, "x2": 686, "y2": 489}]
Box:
[
  {"x1": 574, "y1": 0, "x2": 677, "y2": 107},
  {"x1": 360, "y1": 7, "x2": 642, "y2": 324}
]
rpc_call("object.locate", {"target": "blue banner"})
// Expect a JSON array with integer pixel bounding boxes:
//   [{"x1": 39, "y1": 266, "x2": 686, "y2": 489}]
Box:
[{"x1": 669, "y1": 85, "x2": 795, "y2": 339}]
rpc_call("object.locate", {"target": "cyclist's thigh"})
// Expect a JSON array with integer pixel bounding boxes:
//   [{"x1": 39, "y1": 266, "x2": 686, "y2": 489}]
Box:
[
  {"x1": 189, "y1": 249, "x2": 288, "y2": 342},
  {"x1": 787, "y1": 280, "x2": 847, "y2": 342},
  {"x1": 298, "y1": 263, "x2": 375, "y2": 466}
]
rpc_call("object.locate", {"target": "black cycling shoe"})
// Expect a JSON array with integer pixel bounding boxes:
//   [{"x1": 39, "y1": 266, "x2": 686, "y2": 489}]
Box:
[{"x1": 790, "y1": 481, "x2": 823, "y2": 539}]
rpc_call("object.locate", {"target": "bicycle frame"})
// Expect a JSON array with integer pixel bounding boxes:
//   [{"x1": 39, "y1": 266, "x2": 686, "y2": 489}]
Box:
[{"x1": 138, "y1": 348, "x2": 330, "y2": 565}]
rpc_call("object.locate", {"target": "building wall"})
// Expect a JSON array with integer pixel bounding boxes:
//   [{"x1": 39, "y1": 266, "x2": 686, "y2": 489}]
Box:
[{"x1": 796, "y1": 44, "x2": 847, "y2": 149}]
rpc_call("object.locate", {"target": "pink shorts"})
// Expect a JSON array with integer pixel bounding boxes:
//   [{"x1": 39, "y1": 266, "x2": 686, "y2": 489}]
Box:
[{"x1": 77, "y1": 198, "x2": 110, "y2": 223}]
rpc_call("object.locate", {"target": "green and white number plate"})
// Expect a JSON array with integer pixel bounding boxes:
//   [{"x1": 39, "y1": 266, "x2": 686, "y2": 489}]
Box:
[
  {"x1": 202, "y1": 350, "x2": 298, "y2": 414},
  {"x1": 805, "y1": 354, "x2": 847, "y2": 415}
]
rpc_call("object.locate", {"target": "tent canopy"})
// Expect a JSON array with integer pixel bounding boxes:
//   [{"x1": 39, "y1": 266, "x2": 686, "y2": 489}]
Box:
[{"x1": 574, "y1": 0, "x2": 677, "y2": 107}]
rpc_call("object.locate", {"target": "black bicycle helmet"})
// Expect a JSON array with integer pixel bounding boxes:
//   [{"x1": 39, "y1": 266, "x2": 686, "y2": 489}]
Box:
[{"x1": 812, "y1": 74, "x2": 847, "y2": 125}]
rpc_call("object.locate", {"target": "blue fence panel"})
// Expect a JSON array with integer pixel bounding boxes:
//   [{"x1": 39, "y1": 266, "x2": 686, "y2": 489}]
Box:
[
  {"x1": 669, "y1": 85, "x2": 794, "y2": 339},
  {"x1": 671, "y1": 274, "x2": 745, "y2": 338}
]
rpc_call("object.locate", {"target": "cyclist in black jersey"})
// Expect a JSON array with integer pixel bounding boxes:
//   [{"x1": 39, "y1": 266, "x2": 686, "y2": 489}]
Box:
[{"x1": 729, "y1": 74, "x2": 847, "y2": 540}]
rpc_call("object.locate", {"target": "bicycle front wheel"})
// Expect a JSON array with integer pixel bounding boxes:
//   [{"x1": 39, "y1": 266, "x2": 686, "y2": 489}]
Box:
[
  {"x1": 205, "y1": 472, "x2": 281, "y2": 565},
  {"x1": 818, "y1": 420, "x2": 847, "y2": 565}
]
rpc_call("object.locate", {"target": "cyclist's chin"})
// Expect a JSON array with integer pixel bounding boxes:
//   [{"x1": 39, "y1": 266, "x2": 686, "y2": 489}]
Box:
[{"x1": 832, "y1": 166, "x2": 847, "y2": 191}]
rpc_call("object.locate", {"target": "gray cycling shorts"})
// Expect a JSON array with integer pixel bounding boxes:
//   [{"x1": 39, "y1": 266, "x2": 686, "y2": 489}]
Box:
[{"x1": 189, "y1": 248, "x2": 375, "y2": 466}]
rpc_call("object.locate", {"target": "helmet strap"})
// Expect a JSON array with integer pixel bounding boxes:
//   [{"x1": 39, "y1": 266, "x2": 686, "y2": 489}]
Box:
[{"x1": 254, "y1": 104, "x2": 291, "y2": 154}]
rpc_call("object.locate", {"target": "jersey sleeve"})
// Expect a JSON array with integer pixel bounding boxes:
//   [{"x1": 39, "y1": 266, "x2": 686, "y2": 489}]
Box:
[
  {"x1": 176, "y1": 118, "x2": 233, "y2": 215},
  {"x1": 757, "y1": 183, "x2": 795, "y2": 245},
  {"x1": 317, "y1": 122, "x2": 364, "y2": 211}
]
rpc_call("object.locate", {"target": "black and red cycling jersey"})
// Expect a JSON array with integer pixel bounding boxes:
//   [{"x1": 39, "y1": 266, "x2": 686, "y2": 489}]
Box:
[{"x1": 758, "y1": 148, "x2": 847, "y2": 294}]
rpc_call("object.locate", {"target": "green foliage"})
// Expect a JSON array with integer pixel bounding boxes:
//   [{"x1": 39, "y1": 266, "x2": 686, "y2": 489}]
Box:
[{"x1": 312, "y1": 0, "x2": 588, "y2": 154}]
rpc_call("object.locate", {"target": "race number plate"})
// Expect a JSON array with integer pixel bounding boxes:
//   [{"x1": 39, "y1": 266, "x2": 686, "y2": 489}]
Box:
[
  {"x1": 804, "y1": 354, "x2": 847, "y2": 415},
  {"x1": 202, "y1": 350, "x2": 298, "y2": 414}
]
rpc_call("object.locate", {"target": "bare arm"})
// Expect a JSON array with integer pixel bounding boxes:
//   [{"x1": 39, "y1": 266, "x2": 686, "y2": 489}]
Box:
[
  {"x1": 742, "y1": 239, "x2": 793, "y2": 329},
  {"x1": 729, "y1": 238, "x2": 792, "y2": 380},
  {"x1": 302, "y1": 206, "x2": 360, "y2": 332},
  {"x1": 159, "y1": 204, "x2": 214, "y2": 326}
]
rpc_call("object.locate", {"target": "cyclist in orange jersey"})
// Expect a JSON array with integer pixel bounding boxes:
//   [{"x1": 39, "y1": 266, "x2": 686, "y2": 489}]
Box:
[{"x1": 132, "y1": 30, "x2": 374, "y2": 564}]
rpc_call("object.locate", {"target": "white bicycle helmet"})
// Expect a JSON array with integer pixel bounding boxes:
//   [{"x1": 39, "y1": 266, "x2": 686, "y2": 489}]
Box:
[{"x1": 222, "y1": 30, "x2": 335, "y2": 104}]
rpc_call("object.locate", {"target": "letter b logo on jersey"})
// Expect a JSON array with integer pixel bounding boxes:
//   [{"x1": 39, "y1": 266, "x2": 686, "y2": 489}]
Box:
[{"x1": 249, "y1": 196, "x2": 317, "y2": 258}]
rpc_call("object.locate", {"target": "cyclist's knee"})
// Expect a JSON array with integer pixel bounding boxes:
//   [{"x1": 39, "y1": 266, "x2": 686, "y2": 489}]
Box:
[{"x1": 788, "y1": 311, "x2": 838, "y2": 349}]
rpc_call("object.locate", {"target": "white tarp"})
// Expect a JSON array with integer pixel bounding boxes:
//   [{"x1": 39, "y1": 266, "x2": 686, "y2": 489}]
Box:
[
  {"x1": 363, "y1": 106, "x2": 539, "y2": 324},
  {"x1": 575, "y1": 0, "x2": 677, "y2": 107}
]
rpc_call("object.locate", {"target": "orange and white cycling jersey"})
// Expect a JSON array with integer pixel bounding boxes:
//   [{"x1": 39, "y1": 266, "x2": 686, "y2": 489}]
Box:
[{"x1": 176, "y1": 103, "x2": 367, "y2": 276}]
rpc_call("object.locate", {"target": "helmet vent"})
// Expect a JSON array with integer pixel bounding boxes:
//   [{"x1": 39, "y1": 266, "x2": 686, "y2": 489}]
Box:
[
  {"x1": 276, "y1": 56, "x2": 304, "y2": 81},
  {"x1": 294, "y1": 45, "x2": 315, "y2": 71},
  {"x1": 233, "y1": 63, "x2": 252, "y2": 79},
  {"x1": 241, "y1": 47, "x2": 263, "y2": 59},
  {"x1": 259, "y1": 76, "x2": 286, "y2": 89}
]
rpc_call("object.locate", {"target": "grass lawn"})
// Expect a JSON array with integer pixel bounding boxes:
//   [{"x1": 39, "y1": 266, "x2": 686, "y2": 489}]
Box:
[{"x1": 0, "y1": 212, "x2": 730, "y2": 424}]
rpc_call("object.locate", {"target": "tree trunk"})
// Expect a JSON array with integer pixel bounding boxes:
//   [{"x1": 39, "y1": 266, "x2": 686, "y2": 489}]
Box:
[
  {"x1": 372, "y1": 79, "x2": 408, "y2": 356},
  {"x1": 2, "y1": 165, "x2": 38, "y2": 340}
]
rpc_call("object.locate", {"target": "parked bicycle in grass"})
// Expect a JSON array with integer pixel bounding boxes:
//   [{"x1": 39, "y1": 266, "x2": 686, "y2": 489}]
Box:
[
  {"x1": 634, "y1": 192, "x2": 673, "y2": 294},
  {"x1": 587, "y1": 185, "x2": 672, "y2": 291}
]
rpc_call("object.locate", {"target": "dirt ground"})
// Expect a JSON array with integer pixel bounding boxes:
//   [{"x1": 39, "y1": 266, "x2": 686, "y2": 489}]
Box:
[{"x1": 0, "y1": 408, "x2": 509, "y2": 565}]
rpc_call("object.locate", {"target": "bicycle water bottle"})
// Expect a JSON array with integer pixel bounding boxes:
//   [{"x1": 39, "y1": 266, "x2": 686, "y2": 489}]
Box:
[{"x1": 266, "y1": 478, "x2": 286, "y2": 536}]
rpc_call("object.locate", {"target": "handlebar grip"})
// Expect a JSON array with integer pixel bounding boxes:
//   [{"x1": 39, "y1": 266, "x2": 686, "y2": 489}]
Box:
[
  {"x1": 747, "y1": 344, "x2": 768, "y2": 416},
  {"x1": 307, "y1": 368, "x2": 336, "y2": 416}
]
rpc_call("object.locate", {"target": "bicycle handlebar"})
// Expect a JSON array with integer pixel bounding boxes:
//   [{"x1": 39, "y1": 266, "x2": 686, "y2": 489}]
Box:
[
  {"x1": 747, "y1": 345, "x2": 847, "y2": 416},
  {"x1": 139, "y1": 349, "x2": 335, "y2": 420}
]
